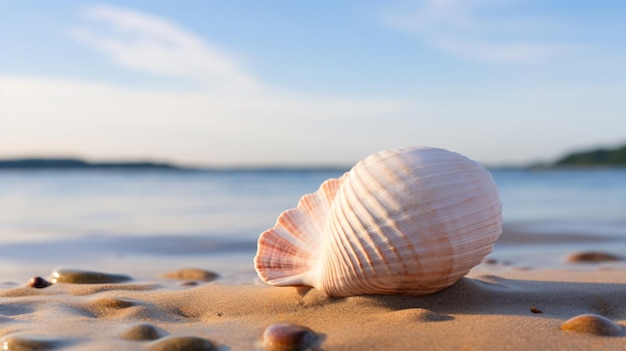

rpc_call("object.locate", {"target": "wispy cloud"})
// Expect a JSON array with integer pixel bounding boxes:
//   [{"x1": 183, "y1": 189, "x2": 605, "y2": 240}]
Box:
[
  {"x1": 70, "y1": 5, "x2": 259, "y2": 92},
  {"x1": 383, "y1": 0, "x2": 575, "y2": 64},
  {"x1": 0, "y1": 75, "x2": 413, "y2": 165},
  {"x1": 1, "y1": 5, "x2": 417, "y2": 165}
]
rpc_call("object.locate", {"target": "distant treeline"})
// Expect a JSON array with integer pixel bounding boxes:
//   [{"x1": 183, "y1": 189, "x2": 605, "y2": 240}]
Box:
[
  {"x1": 2, "y1": 143, "x2": 625, "y2": 170},
  {"x1": 0, "y1": 158, "x2": 347, "y2": 172},
  {"x1": 555, "y1": 143, "x2": 626, "y2": 166},
  {"x1": 0, "y1": 158, "x2": 179, "y2": 170}
]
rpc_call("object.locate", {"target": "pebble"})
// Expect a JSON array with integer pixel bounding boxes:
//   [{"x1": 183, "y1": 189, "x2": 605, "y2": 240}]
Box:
[
  {"x1": 178, "y1": 281, "x2": 199, "y2": 287},
  {"x1": 566, "y1": 252, "x2": 622, "y2": 263},
  {"x1": 561, "y1": 314, "x2": 622, "y2": 336},
  {"x1": 119, "y1": 323, "x2": 164, "y2": 341},
  {"x1": 161, "y1": 269, "x2": 219, "y2": 282},
  {"x1": 95, "y1": 297, "x2": 136, "y2": 309},
  {"x1": 261, "y1": 323, "x2": 320, "y2": 351},
  {"x1": 50, "y1": 268, "x2": 131, "y2": 284},
  {"x1": 0, "y1": 334, "x2": 63, "y2": 350},
  {"x1": 28, "y1": 277, "x2": 51, "y2": 289},
  {"x1": 147, "y1": 336, "x2": 217, "y2": 351}
]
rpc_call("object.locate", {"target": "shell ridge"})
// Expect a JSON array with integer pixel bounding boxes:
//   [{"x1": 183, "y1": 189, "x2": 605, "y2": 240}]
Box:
[
  {"x1": 342, "y1": 172, "x2": 384, "y2": 277},
  {"x1": 351, "y1": 159, "x2": 410, "y2": 278},
  {"x1": 325, "y1": 172, "x2": 388, "y2": 295},
  {"x1": 254, "y1": 175, "x2": 347, "y2": 287},
  {"x1": 329, "y1": 183, "x2": 367, "y2": 291},
  {"x1": 366, "y1": 152, "x2": 429, "y2": 286}
]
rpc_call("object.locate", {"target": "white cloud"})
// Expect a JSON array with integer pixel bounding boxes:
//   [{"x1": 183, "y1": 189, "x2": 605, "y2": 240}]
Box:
[
  {"x1": 2, "y1": 4, "x2": 624, "y2": 167},
  {"x1": 70, "y1": 5, "x2": 259, "y2": 92},
  {"x1": 4, "y1": 74, "x2": 625, "y2": 166},
  {"x1": 383, "y1": 0, "x2": 574, "y2": 64},
  {"x1": 0, "y1": 75, "x2": 415, "y2": 165},
  {"x1": 0, "y1": 4, "x2": 418, "y2": 165}
]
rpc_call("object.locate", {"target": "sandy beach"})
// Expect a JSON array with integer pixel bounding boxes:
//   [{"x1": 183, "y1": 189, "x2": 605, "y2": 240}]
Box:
[
  {"x1": 0, "y1": 170, "x2": 624, "y2": 350},
  {"x1": 0, "y1": 236, "x2": 623, "y2": 351}
]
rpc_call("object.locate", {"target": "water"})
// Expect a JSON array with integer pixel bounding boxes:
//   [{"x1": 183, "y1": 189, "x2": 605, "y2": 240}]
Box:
[{"x1": 0, "y1": 168, "x2": 624, "y2": 281}]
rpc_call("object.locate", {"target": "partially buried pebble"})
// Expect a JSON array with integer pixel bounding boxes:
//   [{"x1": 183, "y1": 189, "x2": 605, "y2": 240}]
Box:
[
  {"x1": 566, "y1": 252, "x2": 623, "y2": 263},
  {"x1": 28, "y1": 276, "x2": 51, "y2": 289},
  {"x1": 50, "y1": 268, "x2": 131, "y2": 284},
  {"x1": 95, "y1": 297, "x2": 136, "y2": 309},
  {"x1": 260, "y1": 323, "x2": 320, "y2": 351},
  {"x1": 147, "y1": 336, "x2": 217, "y2": 351},
  {"x1": 119, "y1": 323, "x2": 164, "y2": 341},
  {"x1": 561, "y1": 314, "x2": 622, "y2": 336},
  {"x1": 1, "y1": 333, "x2": 63, "y2": 350},
  {"x1": 161, "y1": 268, "x2": 219, "y2": 282}
]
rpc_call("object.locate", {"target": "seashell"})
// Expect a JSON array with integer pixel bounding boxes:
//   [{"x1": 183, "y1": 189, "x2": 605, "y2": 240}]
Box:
[{"x1": 254, "y1": 146, "x2": 503, "y2": 297}]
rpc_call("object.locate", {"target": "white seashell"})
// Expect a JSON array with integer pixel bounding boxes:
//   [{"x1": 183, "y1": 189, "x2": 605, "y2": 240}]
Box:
[{"x1": 254, "y1": 146, "x2": 503, "y2": 297}]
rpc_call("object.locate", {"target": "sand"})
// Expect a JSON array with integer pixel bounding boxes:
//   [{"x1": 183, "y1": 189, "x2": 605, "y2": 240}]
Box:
[
  {"x1": 0, "y1": 262, "x2": 623, "y2": 351},
  {"x1": 0, "y1": 223, "x2": 624, "y2": 351}
]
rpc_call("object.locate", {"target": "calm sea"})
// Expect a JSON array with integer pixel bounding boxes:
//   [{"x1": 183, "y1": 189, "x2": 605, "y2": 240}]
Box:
[{"x1": 0, "y1": 168, "x2": 624, "y2": 281}]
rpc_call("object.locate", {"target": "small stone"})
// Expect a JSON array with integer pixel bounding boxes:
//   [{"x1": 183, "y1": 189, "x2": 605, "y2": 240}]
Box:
[
  {"x1": 95, "y1": 297, "x2": 136, "y2": 309},
  {"x1": 530, "y1": 306, "x2": 542, "y2": 314},
  {"x1": 0, "y1": 333, "x2": 63, "y2": 350},
  {"x1": 28, "y1": 277, "x2": 51, "y2": 289},
  {"x1": 261, "y1": 323, "x2": 320, "y2": 351},
  {"x1": 50, "y1": 268, "x2": 131, "y2": 284},
  {"x1": 120, "y1": 323, "x2": 164, "y2": 341},
  {"x1": 566, "y1": 252, "x2": 622, "y2": 263},
  {"x1": 178, "y1": 281, "x2": 199, "y2": 287},
  {"x1": 147, "y1": 336, "x2": 216, "y2": 351},
  {"x1": 561, "y1": 314, "x2": 622, "y2": 336},
  {"x1": 161, "y1": 269, "x2": 219, "y2": 282}
]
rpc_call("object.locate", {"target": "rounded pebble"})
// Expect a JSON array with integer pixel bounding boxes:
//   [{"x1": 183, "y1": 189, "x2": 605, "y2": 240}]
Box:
[
  {"x1": 119, "y1": 323, "x2": 164, "y2": 341},
  {"x1": 95, "y1": 297, "x2": 136, "y2": 309},
  {"x1": 1, "y1": 334, "x2": 63, "y2": 350},
  {"x1": 50, "y1": 268, "x2": 131, "y2": 284},
  {"x1": 561, "y1": 314, "x2": 622, "y2": 336},
  {"x1": 178, "y1": 281, "x2": 199, "y2": 287},
  {"x1": 147, "y1": 336, "x2": 216, "y2": 351},
  {"x1": 28, "y1": 277, "x2": 51, "y2": 289},
  {"x1": 261, "y1": 323, "x2": 319, "y2": 351},
  {"x1": 566, "y1": 252, "x2": 623, "y2": 263},
  {"x1": 161, "y1": 269, "x2": 219, "y2": 282}
]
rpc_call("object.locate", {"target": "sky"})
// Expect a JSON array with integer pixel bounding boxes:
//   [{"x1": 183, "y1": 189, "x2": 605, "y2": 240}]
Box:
[{"x1": 1, "y1": 0, "x2": 625, "y2": 167}]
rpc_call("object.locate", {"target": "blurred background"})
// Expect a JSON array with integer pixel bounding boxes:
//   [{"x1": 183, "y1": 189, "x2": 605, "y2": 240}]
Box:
[
  {"x1": 2, "y1": 0, "x2": 625, "y2": 166},
  {"x1": 0, "y1": 1, "x2": 624, "y2": 281}
]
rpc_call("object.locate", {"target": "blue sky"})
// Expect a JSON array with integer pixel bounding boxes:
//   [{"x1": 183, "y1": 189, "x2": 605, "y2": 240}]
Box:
[{"x1": 1, "y1": 1, "x2": 625, "y2": 166}]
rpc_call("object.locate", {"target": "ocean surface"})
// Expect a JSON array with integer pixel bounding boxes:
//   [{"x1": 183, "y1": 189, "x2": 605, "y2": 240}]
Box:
[{"x1": 0, "y1": 168, "x2": 624, "y2": 282}]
